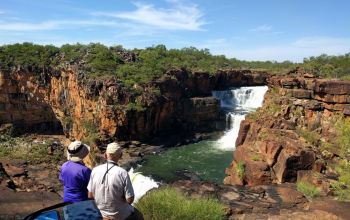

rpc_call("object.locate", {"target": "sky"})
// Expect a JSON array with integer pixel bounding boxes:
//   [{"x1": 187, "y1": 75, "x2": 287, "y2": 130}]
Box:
[{"x1": 0, "y1": 0, "x2": 349, "y2": 62}]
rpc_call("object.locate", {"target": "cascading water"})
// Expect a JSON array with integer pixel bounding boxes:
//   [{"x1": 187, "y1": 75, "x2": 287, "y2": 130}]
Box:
[
  {"x1": 128, "y1": 168, "x2": 158, "y2": 204},
  {"x1": 136, "y1": 86, "x2": 268, "y2": 184},
  {"x1": 213, "y1": 86, "x2": 268, "y2": 150}
]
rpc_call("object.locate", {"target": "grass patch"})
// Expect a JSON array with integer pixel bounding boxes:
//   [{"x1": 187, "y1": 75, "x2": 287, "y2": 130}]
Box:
[
  {"x1": 251, "y1": 154, "x2": 260, "y2": 161},
  {"x1": 135, "y1": 187, "x2": 225, "y2": 220},
  {"x1": 296, "y1": 181, "x2": 320, "y2": 199},
  {"x1": 296, "y1": 127, "x2": 320, "y2": 146},
  {"x1": 332, "y1": 159, "x2": 350, "y2": 201},
  {"x1": 235, "y1": 161, "x2": 245, "y2": 179},
  {"x1": 0, "y1": 135, "x2": 63, "y2": 163}
]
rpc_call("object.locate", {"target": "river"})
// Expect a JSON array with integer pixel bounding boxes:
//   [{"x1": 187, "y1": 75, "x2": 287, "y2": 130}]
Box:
[{"x1": 133, "y1": 86, "x2": 268, "y2": 185}]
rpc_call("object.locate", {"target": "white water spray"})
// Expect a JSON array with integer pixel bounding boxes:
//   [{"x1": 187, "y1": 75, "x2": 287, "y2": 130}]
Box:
[
  {"x1": 213, "y1": 86, "x2": 268, "y2": 150},
  {"x1": 128, "y1": 168, "x2": 158, "y2": 204}
]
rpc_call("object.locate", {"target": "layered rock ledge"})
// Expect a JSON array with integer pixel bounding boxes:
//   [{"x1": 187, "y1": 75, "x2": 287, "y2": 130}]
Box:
[{"x1": 225, "y1": 72, "x2": 350, "y2": 191}]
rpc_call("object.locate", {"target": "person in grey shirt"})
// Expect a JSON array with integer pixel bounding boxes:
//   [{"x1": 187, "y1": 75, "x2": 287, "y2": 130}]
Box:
[{"x1": 87, "y1": 143, "x2": 143, "y2": 220}]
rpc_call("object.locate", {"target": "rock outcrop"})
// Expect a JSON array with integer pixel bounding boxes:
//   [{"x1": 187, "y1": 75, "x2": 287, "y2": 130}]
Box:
[
  {"x1": 225, "y1": 72, "x2": 350, "y2": 188},
  {"x1": 0, "y1": 69, "x2": 267, "y2": 142}
]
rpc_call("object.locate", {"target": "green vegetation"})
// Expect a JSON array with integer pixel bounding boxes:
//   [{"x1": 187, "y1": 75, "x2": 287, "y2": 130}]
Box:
[
  {"x1": 296, "y1": 181, "x2": 320, "y2": 198},
  {"x1": 1, "y1": 43, "x2": 349, "y2": 91},
  {"x1": 0, "y1": 134, "x2": 63, "y2": 163},
  {"x1": 296, "y1": 127, "x2": 321, "y2": 146},
  {"x1": 126, "y1": 102, "x2": 146, "y2": 112},
  {"x1": 251, "y1": 154, "x2": 260, "y2": 161},
  {"x1": 81, "y1": 119, "x2": 100, "y2": 166},
  {"x1": 329, "y1": 116, "x2": 350, "y2": 201},
  {"x1": 303, "y1": 53, "x2": 350, "y2": 79},
  {"x1": 81, "y1": 119, "x2": 99, "y2": 148},
  {"x1": 135, "y1": 187, "x2": 225, "y2": 220},
  {"x1": 235, "y1": 161, "x2": 245, "y2": 179}
]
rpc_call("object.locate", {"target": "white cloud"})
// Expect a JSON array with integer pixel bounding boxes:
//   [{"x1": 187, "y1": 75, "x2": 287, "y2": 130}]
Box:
[
  {"x1": 249, "y1": 24, "x2": 272, "y2": 32},
  {"x1": 0, "y1": 20, "x2": 120, "y2": 31},
  {"x1": 93, "y1": 1, "x2": 205, "y2": 31}
]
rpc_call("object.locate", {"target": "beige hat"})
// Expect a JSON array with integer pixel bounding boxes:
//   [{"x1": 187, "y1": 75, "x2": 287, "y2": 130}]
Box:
[
  {"x1": 106, "y1": 142, "x2": 122, "y2": 155},
  {"x1": 67, "y1": 141, "x2": 90, "y2": 162}
]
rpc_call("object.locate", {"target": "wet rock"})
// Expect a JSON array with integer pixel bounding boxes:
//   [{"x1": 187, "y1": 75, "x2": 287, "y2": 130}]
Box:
[{"x1": 175, "y1": 170, "x2": 202, "y2": 181}]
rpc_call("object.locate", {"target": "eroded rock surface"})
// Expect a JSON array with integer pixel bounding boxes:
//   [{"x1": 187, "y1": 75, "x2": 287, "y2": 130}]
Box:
[{"x1": 225, "y1": 71, "x2": 350, "y2": 190}]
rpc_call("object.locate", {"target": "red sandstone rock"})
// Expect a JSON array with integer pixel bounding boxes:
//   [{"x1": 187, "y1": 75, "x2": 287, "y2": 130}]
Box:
[
  {"x1": 257, "y1": 141, "x2": 282, "y2": 166},
  {"x1": 244, "y1": 161, "x2": 271, "y2": 186},
  {"x1": 273, "y1": 147, "x2": 315, "y2": 183},
  {"x1": 224, "y1": 162, "x2": 244, "y2": 185},
  {"x1": 291, "y1": 89, "x2": 313, "y2": 99},
  {"x1": 235, "y1": 120, "x2": 250, "y2": 147}
]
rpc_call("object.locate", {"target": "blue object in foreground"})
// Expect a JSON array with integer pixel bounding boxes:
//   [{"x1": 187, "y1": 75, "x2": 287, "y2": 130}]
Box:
[
  {"x1": 34, "y1": 210, "x2": 60, "y2": 220},
  {"x1": 63, "y1": 200, "x2": 102, "y2": 219}
]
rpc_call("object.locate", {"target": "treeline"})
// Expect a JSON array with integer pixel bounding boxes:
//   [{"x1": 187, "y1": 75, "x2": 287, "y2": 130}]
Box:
[
  {"x1": 303, "y1": 53, "x2": 350, "y2": 79},
  {"x1": 0, "y1": 43, "x2": 349, "y2": 87}
]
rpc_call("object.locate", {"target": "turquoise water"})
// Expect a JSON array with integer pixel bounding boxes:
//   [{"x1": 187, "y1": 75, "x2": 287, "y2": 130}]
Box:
[
  {"x1": 136, "y1": 86, "x2": 268, "y2": 185},
  {"x1": 136, "y1": 140, "x2": 233, "y2": 184}
]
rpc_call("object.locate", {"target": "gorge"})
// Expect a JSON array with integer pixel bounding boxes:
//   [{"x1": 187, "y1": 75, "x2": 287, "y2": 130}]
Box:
[{"x1": 1, "y1": 50, "x2": 350, "y2": 218}]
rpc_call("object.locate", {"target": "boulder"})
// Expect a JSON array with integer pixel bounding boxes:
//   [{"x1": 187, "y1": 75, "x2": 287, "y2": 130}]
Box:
[
  {"x1": 257, "y1": 141, "x2": 282, "y2": 166},
  {"x1": 244, "y1": 161, "x2": 271, "y2": 186},
  {"x1": 273, "y1": 147, "x2": 316, "y2": 183}
]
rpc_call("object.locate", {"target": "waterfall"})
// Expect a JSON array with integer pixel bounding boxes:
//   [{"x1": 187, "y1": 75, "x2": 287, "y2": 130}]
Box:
[
  {"x1": 212, "y1": 86, "x2": 268, "y2": 150},
  {"x1": 129, "y1": 168, "x2": 158, "y2": 204}
]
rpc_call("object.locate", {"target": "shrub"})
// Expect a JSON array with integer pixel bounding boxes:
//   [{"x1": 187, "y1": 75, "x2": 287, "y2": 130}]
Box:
[
  {"x1": 127, "y1": 102, "x2": 146, "y2": 112},
  {"x1": 235, "y1": 161, "x2": 245, "y2": 179},
  {"x1": 296, "y1": 181, "x2": 320, "y2": 199},
  {"x1": 332, "y1": 159, "x2": 350, "y2": 201},
  {"x1": 135, "y1": 187, "x2": 225, "y2": 220},
  {"x1": 330, "y1": 116, "x2": 350, "y2": 201}
]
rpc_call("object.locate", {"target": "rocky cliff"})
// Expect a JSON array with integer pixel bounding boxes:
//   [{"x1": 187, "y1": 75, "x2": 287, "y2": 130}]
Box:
[
  {"x1": 224, "y1": 71, "x2": 350, "y2": 193},
  {"x1": 0, "y1": 68, "x2": 267, "y2": 144}
]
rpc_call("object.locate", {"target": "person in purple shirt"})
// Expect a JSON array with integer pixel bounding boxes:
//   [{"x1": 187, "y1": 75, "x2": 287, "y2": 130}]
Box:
[{"x1": 59, "y1": 140, "x2": 92, "y2": 203}]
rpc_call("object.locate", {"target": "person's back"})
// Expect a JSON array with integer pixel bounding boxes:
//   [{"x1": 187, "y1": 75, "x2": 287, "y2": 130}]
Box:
[
  {"x1": 88, "y1": 142, "x2": 143, "y2": 220},
  {"x1": 59, "y1": 140, "x2": 91, "y2": 203},
  {"x1": 88, "y1": 162, "x2": 134, "y2": 219},
  {"x1": 60, "y1": 160, "x2": 91, "y2": 202}
]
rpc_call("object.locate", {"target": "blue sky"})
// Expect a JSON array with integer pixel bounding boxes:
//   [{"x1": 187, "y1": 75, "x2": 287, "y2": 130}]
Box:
[{"x1": 0, "y1": 0, "x2": 349, "y2": 62}]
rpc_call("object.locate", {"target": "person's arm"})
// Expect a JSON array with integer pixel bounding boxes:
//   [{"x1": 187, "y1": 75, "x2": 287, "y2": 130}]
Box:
[
  {"x1": 124, "y1": 173, "x2": 135, "y2": 204},
  {"x1": 126, "y1": 196, "x2": 134, "y2": 204},
  {"x1": 59, "y1": 165, "x2": 64, "y2": 183},
  {"x1": 88, "y1": 192, "x2": 94, "y2": 199},
  {"x1": 87, "y1": 171, "x2": 94, "y2": 199}
]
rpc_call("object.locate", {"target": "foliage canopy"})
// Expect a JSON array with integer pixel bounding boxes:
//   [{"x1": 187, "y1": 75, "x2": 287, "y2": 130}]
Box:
[{"x1": 0, "y1": 43, "x2": 349, "y2": 88}]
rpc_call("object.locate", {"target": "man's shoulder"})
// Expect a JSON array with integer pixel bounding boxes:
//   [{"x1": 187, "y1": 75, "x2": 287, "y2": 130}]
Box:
[
  {"x1": 61, "y1": 161, "x2": 71, "y2": 169},
  {"x1": 92, "y1": 163, "x2": 106, "y2": 172}
]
